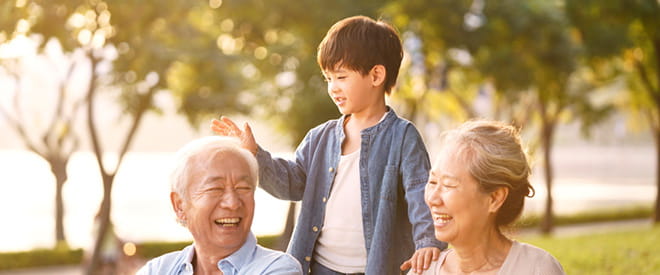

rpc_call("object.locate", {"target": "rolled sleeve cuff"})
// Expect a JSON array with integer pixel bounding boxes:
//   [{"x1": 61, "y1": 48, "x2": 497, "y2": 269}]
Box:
[{"x1": 415, "y1": 237, "x2": 448, "y2": 251}]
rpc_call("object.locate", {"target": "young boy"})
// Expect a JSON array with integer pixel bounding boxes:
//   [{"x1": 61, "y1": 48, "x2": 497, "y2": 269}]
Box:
[{"x1": 212, "y1": 15, "x2": 446, "y2": 274}]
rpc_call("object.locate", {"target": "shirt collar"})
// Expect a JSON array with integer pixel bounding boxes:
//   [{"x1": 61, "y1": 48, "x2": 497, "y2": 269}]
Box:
[
  {"x1": 178, "y1": 232, "x2": 257, "y2": 274},
  {"x1": 336, "y1": 106, "x2": 396, "y2": 138},
  {"x1": 178, "y1": 244, "x2": 196, "y2": 274},
  {"x1": 216, "y1": 232, "x2": 257, "y2": 273}
]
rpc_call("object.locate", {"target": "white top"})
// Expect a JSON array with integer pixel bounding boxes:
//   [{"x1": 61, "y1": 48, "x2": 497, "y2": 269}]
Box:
[
  {"x1": 413, "y1": 241, "x2": 565, "y2": 275},
  {"x1": 313, "y1": 149, "x2": 367, "y2": 273}
]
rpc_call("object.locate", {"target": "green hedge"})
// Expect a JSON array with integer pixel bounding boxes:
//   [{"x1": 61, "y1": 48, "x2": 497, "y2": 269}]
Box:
[
  {"x1": 0, "y1": 247, "x2": 82, "y2": 270},
  {"x1": 134, "y1": 235, "x2": 280, "y2": 259},
  {"x1": 0, "y1": 205, "x2": 652, "y2": 270},
  {"x1": 514, "y1": 204, "x2": 652, "y2": 229}
]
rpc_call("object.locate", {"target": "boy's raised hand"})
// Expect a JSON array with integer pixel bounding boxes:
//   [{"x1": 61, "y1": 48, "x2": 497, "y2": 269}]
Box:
[
  {"x1": 400, "y1": 246, "x2": 441, "y2": 274},
  {"x1": 211, "y1": 116, "x2": 258, "y2": 155}
]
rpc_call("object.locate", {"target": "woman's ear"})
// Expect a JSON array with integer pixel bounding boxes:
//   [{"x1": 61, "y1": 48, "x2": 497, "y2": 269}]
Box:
[
  {"x1": 488, "y1": 186, "x2": 509, "y2": 213},
  {"x1": 370, "y1": 65, "x2": 386, "y2": 87}
]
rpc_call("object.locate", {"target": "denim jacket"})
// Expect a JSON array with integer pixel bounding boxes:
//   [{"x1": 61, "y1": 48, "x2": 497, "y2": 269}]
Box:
[{"x1": 256, "y1": 108, "x2": 447, "y2": 274}]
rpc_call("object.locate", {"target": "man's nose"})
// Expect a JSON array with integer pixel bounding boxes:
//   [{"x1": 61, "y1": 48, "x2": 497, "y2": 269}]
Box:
[{"x1": 220, "y1": 190, "x2": 241, "y2": 210}]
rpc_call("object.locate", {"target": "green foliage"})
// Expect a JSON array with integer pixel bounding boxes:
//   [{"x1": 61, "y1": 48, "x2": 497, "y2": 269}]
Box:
[
  {"x1": 135, "y1": 241, "x2": 192, "y2": 259},
  {"x1": 514, "y1": 204, "x2": 653, "y2": 229},
  {"x1": 134, "y1": 235, "x2": 280, "y2": 260},
  {"x1": 522, "y1": 226, "x2": 660, "y2": 274},
  {"x1": 0, "y1": 248, "x2": 83, "y2": 270}
]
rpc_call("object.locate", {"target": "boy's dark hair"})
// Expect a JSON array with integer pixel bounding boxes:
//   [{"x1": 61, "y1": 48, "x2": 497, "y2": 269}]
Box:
[{"x1": 317, "y1": 15, "x2": 403, "y2": 94}]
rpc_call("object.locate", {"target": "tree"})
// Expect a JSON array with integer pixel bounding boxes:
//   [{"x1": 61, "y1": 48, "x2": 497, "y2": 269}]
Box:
[
  {"x1": 390, "y1": 0, "x2": 614, "y2": 233},
  {"x1": 2, "y1": 1, "x2": 198, "y2": 272},
  {"x1": 160, "y1": 0, "x2": 397, "y2": 249},
  {"x1": 566, "y1": 0, "x2": 660, "y2": 223},
  {"x1": 0, "y1": 0, "x2": 86, "y2": 249},
  {"x1": 0, "y1": 38, "x2": 83, "y2": 247}
]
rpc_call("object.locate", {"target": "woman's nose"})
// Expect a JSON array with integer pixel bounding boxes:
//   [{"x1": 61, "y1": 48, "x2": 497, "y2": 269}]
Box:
[{"x1": 425, "y1": 185, "x2": 442, "y2": 207}]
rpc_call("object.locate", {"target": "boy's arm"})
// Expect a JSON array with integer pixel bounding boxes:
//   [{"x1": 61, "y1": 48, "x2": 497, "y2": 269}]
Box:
[
  {"x1": 211, "y1": 116, "x2": 308, "y2": 201},
  {"x1": 400, "y1": 125, "x2": 446, "y2": 250},
  {"x1": 399, "y1": 125, "x2": 448, "y2": 272},
  {"x1": 255, "y1": 144, "x2": 308, "y2": 201}
]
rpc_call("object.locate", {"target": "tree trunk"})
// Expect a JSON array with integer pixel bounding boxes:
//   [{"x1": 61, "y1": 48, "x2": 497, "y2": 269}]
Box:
[
  {"x1": 276, "y1": 202, "x2": 297, "y2": 251},
  {"x1": 50, "y1": 157, "x2": 69, "y2": 247},
  {"x1": 85, "y1": 174, "x2": 116, "y2": 275},
  {"x1": 654, "y1": 126, "x2": 660, "y2": 223},
  {"x1": 539, "y1": 117, "x2": 556, "y2": 234}
]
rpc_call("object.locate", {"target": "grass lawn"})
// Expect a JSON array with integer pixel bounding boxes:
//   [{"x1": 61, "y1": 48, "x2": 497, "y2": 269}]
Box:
[{"x1": 520, "y1": 226, "x2": 660, "y2": 275}]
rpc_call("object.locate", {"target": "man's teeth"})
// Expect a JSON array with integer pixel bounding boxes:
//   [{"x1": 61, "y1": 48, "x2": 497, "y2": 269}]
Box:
[{"x1": 215, "y1": 218, "x2": 240, "y2": 226}]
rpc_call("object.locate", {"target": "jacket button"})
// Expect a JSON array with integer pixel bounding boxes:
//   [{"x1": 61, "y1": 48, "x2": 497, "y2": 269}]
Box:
[
  {"x1": 312, "y1": 226, "x2": 319, "y2": 232},
  {"x1": 305, "y1": 256, "x2": 311, "y2": 262},
  {"x1": 328, "y1": 167, "x2": 334, "y2": 173},
  {"x1": 322, "y1": 197, "x2": 327, "y2": 202}
]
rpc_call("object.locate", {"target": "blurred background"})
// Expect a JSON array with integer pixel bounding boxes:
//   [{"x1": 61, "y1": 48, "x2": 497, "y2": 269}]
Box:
[{"x1": 0, "y1": 0, "x2": 658, "y2": 274}]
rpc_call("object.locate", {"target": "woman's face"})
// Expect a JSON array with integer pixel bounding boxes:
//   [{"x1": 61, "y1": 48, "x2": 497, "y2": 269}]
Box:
[{"x1": 425, "y1": 147, "x2": 494, "y2": 246}]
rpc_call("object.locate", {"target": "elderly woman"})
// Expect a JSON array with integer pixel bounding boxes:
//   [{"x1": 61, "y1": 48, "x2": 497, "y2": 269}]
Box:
[
  {"x1": 137, "y1": 136, "x2": 302, "y2": 275},
  {"x1": 416, "y1": 120, "x2": 565, "y2": 274}
]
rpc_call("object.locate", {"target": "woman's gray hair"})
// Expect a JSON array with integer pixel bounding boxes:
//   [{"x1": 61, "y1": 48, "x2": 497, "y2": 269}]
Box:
[
  {"x1": 440, "y1": 120, "x2": 535, "y2": 228},
  {"x1": 170, "y1": 136, "x2": 258, "y2": 198}
]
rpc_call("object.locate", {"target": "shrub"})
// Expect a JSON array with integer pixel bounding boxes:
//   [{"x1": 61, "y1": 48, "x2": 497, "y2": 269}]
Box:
[{"x1": 0, "y1": 247, "x2": 83, "y2": 270}]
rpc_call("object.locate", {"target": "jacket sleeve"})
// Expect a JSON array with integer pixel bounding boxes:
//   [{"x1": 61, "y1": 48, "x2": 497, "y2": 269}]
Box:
[
  {"x1": 400, "y1": 124, "x2": 448, "y2": 250},
  {"x1": 255, "y1": 130, "x2": 315, "y2": 201}
]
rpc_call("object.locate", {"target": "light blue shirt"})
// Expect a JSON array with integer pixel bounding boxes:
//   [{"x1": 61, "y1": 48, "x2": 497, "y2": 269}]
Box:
[{"x1": 136, "y1": 232, "x2": 302, "y2": 275}]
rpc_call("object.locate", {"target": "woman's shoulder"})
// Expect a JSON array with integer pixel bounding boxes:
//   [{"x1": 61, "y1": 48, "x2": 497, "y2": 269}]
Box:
[
  {"x1": 501, "y1": 241, "x2": 566, "y2": 275},
  {"x1": 407, "y1": 249, "x2": 451, "y2": 275}
]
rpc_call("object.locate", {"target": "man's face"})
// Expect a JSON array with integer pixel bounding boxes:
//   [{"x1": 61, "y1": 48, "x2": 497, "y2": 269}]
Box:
[{"x1": 174, "y1": 150, "x2": 255, "y2": 256}]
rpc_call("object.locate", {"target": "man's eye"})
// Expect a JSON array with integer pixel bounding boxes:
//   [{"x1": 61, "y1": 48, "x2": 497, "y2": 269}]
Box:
[
  {"x1": 337, "y1": 76, "x2": 346, "y2": 80},
  {"x1": 205, "y1": 187, "x2": 224, "y2": 193}
]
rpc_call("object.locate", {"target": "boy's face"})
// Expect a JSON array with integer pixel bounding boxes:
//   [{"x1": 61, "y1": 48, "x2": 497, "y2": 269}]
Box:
[{"x1": 323, "y1": 65, "x2": 384, "y2": 116}]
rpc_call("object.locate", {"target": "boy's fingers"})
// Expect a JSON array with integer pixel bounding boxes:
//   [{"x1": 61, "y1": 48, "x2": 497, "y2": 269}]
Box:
[
  {"x1": 244, "y1": 122, "x2": 253, "y2": 137},
  {"x1": 221, "y1": 116, "x2": 242, "y2": 134},
  {"x1": 399, "y1": 260, "x2": 411, "y2": 271},
  {"x1": 423, "y1": 252, "x2": 431, "y2": 270}
]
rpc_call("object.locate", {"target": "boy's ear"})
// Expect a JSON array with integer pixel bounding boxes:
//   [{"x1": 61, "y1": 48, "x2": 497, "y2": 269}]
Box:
[{"x1": 370, "y1": 65, "x2": 386, "y2": 87}]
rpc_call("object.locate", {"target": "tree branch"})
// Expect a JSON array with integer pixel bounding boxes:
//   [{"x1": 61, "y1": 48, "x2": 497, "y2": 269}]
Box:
[
  {"x1": 634, "y1": 58, "x2": 660, "y2": 110},
  {"x1": 85, "y1": 52, "x2": 107, "y2": 176},
  {"x1": 0, "y1": 64, "x2": 44, "y2": 155},
  {"x1": 115, "y1": 88, "x2": 156, "y2": 170}
]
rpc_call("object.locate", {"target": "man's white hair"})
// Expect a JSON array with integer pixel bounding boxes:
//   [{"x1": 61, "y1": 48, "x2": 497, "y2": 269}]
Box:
[{"x1": 170, "y1": 136, "x2": 258, "y2": 198}]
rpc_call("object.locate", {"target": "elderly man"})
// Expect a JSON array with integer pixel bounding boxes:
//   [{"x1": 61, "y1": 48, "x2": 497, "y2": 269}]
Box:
[{"x1": 137, "y1": 136, "x2": 302, "y2": 275}]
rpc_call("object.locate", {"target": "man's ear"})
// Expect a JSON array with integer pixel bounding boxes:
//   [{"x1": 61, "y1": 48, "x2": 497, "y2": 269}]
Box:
[
  {"x1": 488, "y1": 186, "x2": 509, "y2": 213},
  {"x1": 370, "y1": 65, "x2": 386, "y2": 87},
  {"x1": 171, "y1": 192, "x2": 186, "y2": 220}
]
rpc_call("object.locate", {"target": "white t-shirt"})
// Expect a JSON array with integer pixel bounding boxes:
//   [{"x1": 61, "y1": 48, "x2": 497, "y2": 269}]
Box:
[{"x1": 313, "y1": 149, "x2": 367, "y2": 273}]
